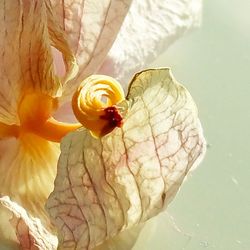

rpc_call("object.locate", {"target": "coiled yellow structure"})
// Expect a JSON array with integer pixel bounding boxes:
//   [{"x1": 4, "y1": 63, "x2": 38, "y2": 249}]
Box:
[
  {"x1": 0, "y1": 75, "x2": 125, "y2": 141},
  {"x1": 72, "y1": 75, "x2": 125, "y2": 138}
]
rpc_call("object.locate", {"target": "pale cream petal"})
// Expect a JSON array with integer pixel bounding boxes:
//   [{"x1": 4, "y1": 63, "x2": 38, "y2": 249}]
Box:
[
  {"x1": 0, "y1": 134, "x2": 59, "y2": 231},
  {"x1": 0, "y1": 196, "x2": 57, "y2": 250},
  {"x1": 49, "y1": 0, "x2": 132, "y2": 102},
  {"x1": 94, "y1": 225, "x2": 144, "y2": 250},
  {"x1": 46, "y1": 1, "x2": 78, "y2": 83},
  {"x1": 99, "y1": 0, "x2": 202, "y2": 89},
  {"x1": 0, "y1": 0, "x2": 73, "y2": 125},
  {"x1": 46, "y1": 69, "x2": 206, "y2": 249},
  {"x1": 0, "y1": 197, "x2": 19, "y2": 250}
]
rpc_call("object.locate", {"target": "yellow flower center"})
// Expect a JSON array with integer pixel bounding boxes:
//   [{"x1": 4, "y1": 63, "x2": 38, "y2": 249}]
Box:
[
  {"x1": 0, "y1": 75, "x2": 125, "y2": 141},
  {"x1": 0, "y1": 92, "x2": 81, "y2": 142}
]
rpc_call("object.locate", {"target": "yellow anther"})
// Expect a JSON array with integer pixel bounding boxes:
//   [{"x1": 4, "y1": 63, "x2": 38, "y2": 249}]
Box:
[{"x1": 72, "y1": 75, "x2": 125, "y2": 137}]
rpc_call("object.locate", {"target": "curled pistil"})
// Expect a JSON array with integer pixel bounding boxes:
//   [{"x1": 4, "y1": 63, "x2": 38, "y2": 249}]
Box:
[
  {"x1": 0, "y1": 76, "x2": 125, "y2": 142},
  {"x1": 72, "y1": 75, "x2": 125, "y2": 137}
]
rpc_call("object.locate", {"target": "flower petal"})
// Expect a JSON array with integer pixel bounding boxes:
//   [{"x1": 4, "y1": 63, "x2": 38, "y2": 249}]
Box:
[
  {"x1": 46, "y1": 2, "x2": 79, "y2": 84},
  {"x1": 94, "y1": 225, "x2": 144, "y2": 250},
  {"x1": 99, "y1": 0, "x2": 202, "y2": 87},
  {"x1": 0, "y1": 134, "x2": 59, "y2": 230},
  {"x1": 0, "y1": 0, "x2": 75, "y2": 125},
  {"x1": 46, "y1": 68, "x2": 206, "y2": 249},
  {"x1": 0, "y1": 196, "x2": 57, "y2": 250},
  {"x1": 49, "y1": 0, "x2": 132, "y2": 101}
]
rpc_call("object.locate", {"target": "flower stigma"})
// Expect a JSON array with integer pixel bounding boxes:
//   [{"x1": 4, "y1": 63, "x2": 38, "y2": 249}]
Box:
[{"x1": 72, "y1": 75, "x2": 126, "y2": 138}]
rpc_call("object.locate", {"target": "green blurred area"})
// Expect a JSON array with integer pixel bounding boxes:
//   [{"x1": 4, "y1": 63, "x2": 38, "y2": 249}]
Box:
[{"x1": 134, "y1": 1, "x2": 250, "y2": 249}]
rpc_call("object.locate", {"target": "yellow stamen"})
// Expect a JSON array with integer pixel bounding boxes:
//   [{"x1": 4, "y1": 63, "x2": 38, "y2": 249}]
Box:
[
  {"x1": 0, "y1": 92, "x2": 81, "y2": 142},
  {"x1": 0, "y1": 75, "x2": 125, "y2": 141},
  {"x1": 31, "y1": 117, "x2": 81, "y2": 142},
  {"x1": 0, "y1": 122, "x2": 19, "y2": 138},
  {"x1": 72, "y1": 75, "x2": 125, "y2": 137}
]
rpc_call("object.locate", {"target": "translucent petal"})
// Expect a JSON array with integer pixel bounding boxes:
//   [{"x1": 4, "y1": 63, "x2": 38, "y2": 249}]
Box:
[
  {"x1": 0, "y1": 0, "x2": 75, "y2": 125},
  {"x1": 0, "y1": 134, "x2": 59, "y2": 231},
  {"x1": 0, "y1": 196, "x2": 57, "y2": 250},
  {"x1": 94, "y1": 225, "x2": 144, "y2": 250},
  {"x1": 48, "y1": 0, "x2": 132, "y2": 102},
  {"x1": 46, "y1": 68, "x2": 206, "y2": 249},
  {"x1": 99, "y1": 0, "x2": 202, "y2": 89}
]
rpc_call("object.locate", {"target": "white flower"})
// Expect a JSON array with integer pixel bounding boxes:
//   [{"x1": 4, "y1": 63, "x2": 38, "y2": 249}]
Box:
[{"x1": 0, "y1": 0, "x2": 204, "y2": 249}]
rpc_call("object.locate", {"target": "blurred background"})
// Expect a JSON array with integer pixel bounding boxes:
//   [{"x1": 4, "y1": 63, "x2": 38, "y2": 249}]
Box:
[{"x1": 134, "y1": 0, "x2": 250, "y2": 249}]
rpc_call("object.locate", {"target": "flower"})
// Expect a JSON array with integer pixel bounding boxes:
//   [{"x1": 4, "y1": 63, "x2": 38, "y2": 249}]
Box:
[
  {"x1": 0, "y1": 0, "x2": 132, "y2": 239},
  {"x1": 0, "y1": 0, "x2": 204, "y2": 249},
  {"x1": 47, "y1": 69, "x2": 206, "y2": 249}
]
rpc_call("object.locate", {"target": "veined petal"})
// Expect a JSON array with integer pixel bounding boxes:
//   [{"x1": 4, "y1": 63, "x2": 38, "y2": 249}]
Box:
[
  {"x1": 49, "y1": 0, "x2": 132, "y2": 102},
  {"x1": 0, "y1": 0, "x2": 75, "y2": 125},
  {"x1": 0, "y1": 196, "x2": 57, "y2": 250},
  {"x1": 99, "y1": 0, "x2": 202, "y2": 88},
  {"x1": 0, "y1": 134, "x2": 59, "y2": 231},
  {"x1": 94, "y1": 225, "x2": 144, "y2": 250},
  {"x1": 46, "y1": 69, "x2": 206, "y2": 249},
  {"x1": 46, "y1": 1, "x2": 78, "y2": 83}
]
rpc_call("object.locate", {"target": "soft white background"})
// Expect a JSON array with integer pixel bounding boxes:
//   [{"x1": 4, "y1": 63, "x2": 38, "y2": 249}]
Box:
[{"x1": 134, "y1": 0, "x2": 250, "y2": 249}]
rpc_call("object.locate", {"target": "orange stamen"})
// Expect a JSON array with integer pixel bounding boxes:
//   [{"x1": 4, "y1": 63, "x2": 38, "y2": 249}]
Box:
[
  {"x1": 0, "y1": 122, "x2": 19, "y2": 138},
  {"x1": 0, "y1": 92, "x2": 82, "y2": 142},
  {"x1": 31, "y1": 117, "x2": 81, "y2": 142},
  {"x1": 0, "y1": 74, "x2": 126, "y2": 141}
]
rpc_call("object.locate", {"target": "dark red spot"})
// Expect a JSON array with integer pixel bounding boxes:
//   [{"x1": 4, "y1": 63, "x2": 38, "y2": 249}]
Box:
[
  {"x1": 100, "y1": 106, "x2": 123, "y2": 135},
  {"x1": 100, "y1": 106, "x2": 123, "y2": 127}
]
